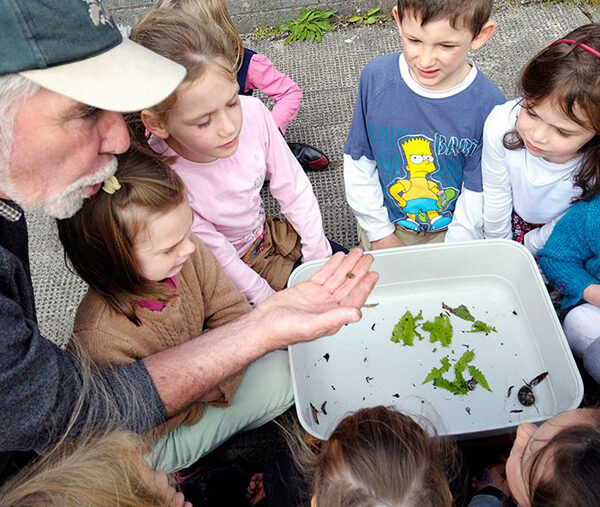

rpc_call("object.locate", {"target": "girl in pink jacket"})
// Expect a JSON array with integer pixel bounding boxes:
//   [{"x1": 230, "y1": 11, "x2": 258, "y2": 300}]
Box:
[{"x1": 132, "y1": 9, "x2": 344, "y2": 305}]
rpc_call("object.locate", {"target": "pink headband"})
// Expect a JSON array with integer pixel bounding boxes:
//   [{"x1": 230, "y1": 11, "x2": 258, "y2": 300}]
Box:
[{"x1": 549, "y1": 38, "x2": 600, "y2": 59}]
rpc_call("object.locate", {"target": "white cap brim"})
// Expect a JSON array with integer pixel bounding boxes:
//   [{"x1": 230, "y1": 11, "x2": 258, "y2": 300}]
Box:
[{"x1": 20, "y1": 38, "x2": 186, "y2": 112}]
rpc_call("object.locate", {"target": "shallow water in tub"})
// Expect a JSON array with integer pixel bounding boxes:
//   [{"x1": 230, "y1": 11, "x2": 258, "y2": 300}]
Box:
[{"x1": 290, "y1": 275, "x2": 558, "y2": 439}]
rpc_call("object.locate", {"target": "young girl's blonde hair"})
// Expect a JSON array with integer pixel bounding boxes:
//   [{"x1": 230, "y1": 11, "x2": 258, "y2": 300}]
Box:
[
  {"x1": 0, "y1": 430, "x2": 176, "y2": 506},
  {"x1": 156, "y1": 0, "x2": 244, "y2": 71},
  {"x1": 129, "y1": 7, "x2": 236, "y2": 123},
  {"x1": 294, "y1": 406, "x2": 456, "y2": 506},
  {"x1": 57, "y1": 147, "x2": 187, "y2": 325},
  {"x1": 0, "y1": 344, "x2": 174, "y2": 506}
]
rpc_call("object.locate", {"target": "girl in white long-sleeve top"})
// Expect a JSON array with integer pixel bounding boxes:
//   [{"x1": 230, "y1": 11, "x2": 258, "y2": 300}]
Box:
[{"x1": 481, "y1": 24, "x2": 600, "y2": 256}]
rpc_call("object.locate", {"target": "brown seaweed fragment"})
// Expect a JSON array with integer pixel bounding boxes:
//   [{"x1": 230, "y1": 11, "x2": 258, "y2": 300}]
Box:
[
  {"x1": 310, "y1": 403, "x2": 320, "y2": 425},
  {"x1": 320, "y1": 401, "x2": 328, "y2": 415}
]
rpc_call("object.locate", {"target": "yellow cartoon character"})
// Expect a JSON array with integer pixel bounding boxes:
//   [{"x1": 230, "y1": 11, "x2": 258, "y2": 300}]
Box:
[{"x1": 388, "y1": 136, "x2": 454, "y2": 231}]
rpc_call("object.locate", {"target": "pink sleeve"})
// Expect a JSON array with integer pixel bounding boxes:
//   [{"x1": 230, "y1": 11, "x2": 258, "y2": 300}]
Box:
[
  {"x1": 190, "y1": 212, "x2": 275, "y2": 305},
  {"x1": 258, "y1": 106, "x2": 332, "y2": 261},
  {"x1": 246, "y1": 53, "x2": 302, "y2": 134}
]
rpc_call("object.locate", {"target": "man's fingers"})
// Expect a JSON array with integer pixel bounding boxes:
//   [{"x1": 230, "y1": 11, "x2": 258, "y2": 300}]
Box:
[
  {"x1": 339, "y1": 271, "x2": 379, "y2": 308},
  {"x1": 309, "y1": 250, "x2": 349, "y2": 285},
  {"x1": 312, "y1": 248, "x2": 366, "y2": 290},
  {"x1": 324, "y1": 251, "x2": 376, "y2": 302}
]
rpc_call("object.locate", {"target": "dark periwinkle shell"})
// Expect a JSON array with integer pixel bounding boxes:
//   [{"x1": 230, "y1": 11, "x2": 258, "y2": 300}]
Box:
[{"x1": 518, "y1": 385, "x2": 535, "y2": 406}]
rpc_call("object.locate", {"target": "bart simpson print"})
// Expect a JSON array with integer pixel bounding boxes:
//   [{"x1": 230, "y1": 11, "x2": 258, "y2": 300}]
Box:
[{"x1": 388, "y1": 135, "x2": 457, "y2": 232}]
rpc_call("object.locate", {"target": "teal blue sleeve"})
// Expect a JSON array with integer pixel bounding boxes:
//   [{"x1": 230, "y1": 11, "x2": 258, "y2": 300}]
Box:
[{"x1": 538, "y1": 200, "x2": 599, "y2": 310}]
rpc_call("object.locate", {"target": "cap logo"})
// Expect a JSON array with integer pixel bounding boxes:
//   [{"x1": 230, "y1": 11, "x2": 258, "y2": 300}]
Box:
[{"x1": 82, "y1": 0, "x2": 114, "y2": 27}]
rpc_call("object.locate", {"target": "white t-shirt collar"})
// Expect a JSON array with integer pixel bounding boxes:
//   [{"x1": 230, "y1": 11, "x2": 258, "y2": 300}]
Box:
[{"x1": 398, "y1": 52, "x2": 478, "y2": 99}]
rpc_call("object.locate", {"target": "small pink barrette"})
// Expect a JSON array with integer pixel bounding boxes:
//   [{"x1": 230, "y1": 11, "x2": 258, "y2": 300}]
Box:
[{"x1": 549, "y1": 38, "x2": 600, "y2": 59}]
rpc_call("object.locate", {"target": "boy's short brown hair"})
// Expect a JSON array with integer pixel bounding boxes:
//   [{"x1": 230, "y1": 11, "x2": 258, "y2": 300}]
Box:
[{"x1": 396, "y1": 0, "x2": 494, "y2": 36}]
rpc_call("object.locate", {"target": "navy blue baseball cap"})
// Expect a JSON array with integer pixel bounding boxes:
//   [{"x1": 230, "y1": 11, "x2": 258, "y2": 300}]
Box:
[{"x1": 0, "y1": 0, "x2": 186, "y2": 112}]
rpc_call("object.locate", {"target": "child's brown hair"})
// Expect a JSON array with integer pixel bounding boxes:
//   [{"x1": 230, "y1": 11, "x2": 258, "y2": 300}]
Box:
[
  {"x1": 296, "y1": 406, "x2": 456, "y2": 506},
  {"x1": 503, "y1": 24, "x2": 600, "y2": 201},
  {"x1": 130, "y1": 7, "x2": 235, "y2": 124},
  {"x1": 527, "y1": 409, "x2": 600, "y2": 506},
  {"x1": 57, "y1": 147, "x2": 186, "y2": 325},
  {"x1": 396, "y1": 0, "x2": 494, "y2": 37},
  {"x1": 156, "y1": 0, "x2": 244, "y2": 72}
]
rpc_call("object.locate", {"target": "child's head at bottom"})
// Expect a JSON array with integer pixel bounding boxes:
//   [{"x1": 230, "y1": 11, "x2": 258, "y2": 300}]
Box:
[
  {"x1": 57, "y1": 147, "x2": 195, "y2": 324},
  {"x1": 506, "y1": 408, "x2": 600, "y2": 507},
  {"x1": 0, "y1": 429, "x2": 185, "y2": 506},
  {"x1": 301, "y1": 406, "x2": 455, "y2": 507}
]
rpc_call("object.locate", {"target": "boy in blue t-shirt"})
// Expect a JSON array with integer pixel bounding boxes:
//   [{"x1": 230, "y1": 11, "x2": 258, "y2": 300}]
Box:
[{"x1": 344, "y1": 0, "x2": 505, "y2": 249}]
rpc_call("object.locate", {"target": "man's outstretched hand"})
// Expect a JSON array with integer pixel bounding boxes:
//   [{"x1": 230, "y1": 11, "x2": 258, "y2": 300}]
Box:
[{"x1": 253, "y1": 248, "x2": 378, "y2": 350}]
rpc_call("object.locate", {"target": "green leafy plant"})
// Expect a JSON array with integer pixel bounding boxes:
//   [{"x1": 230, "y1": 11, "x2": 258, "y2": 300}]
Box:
[
  {"x1": 279, "y1": 7, "x2": 336, "y2": 43},
  {"x1": 423, "y1": 350, "x2": 492, "y2": 395},
  {"x1": 442, "y1": 302, "x2": 475, "y2": 322},
  {"x1": 467, "y1": 320, "x2": 497, "y2": 335},
  {"x1": 347, "y1": 7, "x2": 384, "y2": 25},
  {"x1": 251, "y1": 25, "x2": 284, "y2": 42},
  {"x1": 422, "y1": 314, "x2": 453, "y2": 347},
  {"x1": 390, "y1": 310, "x2": 423, "y2": 346},
  {"x1": 468, "y1": 365, "x2": 492, "y2": 392}
]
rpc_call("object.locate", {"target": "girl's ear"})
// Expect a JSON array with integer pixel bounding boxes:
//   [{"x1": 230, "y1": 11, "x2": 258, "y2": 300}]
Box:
[
  {"x1": 471, "y1": 20, "x2": 496, "y2": 51},
  {"x1": 141, "y1": 109, "x2": 169, "y2": 140}
]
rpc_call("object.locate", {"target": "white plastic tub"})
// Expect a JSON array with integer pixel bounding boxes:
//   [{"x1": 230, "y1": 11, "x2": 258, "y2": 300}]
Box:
[{"x1": 288, "y1": 239, "x2": 583, "y2": 440}]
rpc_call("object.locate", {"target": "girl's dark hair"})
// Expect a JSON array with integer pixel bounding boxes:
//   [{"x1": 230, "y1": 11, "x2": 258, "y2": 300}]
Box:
[
  {"x1": 57, "y1": 147, "x2": 186, "y2": 325},
  {"x1": 527, "y1": 410, "x2": 600, "y2": 507},
  {"x1": 293, "y1": 406, "x2": 456, "y2": 506},
  {"x1": 503, "y1": 23, "x2": 600, "y2": 201}
]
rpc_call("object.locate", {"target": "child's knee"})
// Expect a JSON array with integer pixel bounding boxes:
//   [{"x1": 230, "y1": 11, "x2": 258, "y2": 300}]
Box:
[{"x1": 563, "y1": 304, "x2": 600, "y2": 358}]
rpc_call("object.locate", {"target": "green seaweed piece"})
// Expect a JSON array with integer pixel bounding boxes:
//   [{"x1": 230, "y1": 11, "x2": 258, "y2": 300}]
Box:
[
  {"x1": 422, "y1": 357, "x2": 451, "y2": 384},
  {"x1": 468, "y1": 365, "x2": 492, "y2": 392},
  {"x1": 422, "y1": 314, "x2": 453, "y2": 347},
  {"x1": 454, "y1": 349, "x2": 475, "y2": 373},
  {"x1": 390, "y1": 310, "x2": 423, "y2": 346},
  {"x1": 467, "y1": 320, "x2": 497, "y2": 335},
  {"x1": 433, "y1": 376, "x2": 468, "y2": 395},
  {"x1": 442, "y1": 302, "x2": 475, "y2": 322},
  {"x1": 423, "y1": 350, "x2": 482, "y2": 395}
]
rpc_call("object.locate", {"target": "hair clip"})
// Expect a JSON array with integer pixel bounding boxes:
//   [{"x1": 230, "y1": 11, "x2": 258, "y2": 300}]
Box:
[
  {"x1": 549, "y1": 38, "x2": 600, "y2": 59},
  {"x1": 102, "y1": 176, "x2": 122, "y2": 195}
]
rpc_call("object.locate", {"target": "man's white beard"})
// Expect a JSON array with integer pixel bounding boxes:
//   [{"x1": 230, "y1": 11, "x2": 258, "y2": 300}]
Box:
[{"x1": 0, "y1": 157, "x2": 118, "y2": 219}]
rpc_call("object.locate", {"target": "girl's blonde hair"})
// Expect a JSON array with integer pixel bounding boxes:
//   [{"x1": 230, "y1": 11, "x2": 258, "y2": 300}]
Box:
[
  {"x1": 293, "y1": 406, "x2": 456, "y2": 507},
  {"x1": 156, "y1": 0, "x2": 244, "y2": 72},
  {"x1": 503, "y1": 23, "x2": 600, "y2": 201},
  {"x1": 0, "y1": 430, "x2": 174, "y2": 506},
  {"x1": 0, "y1": 343, "x2": 177, "y2": 506},
  {"x1": 130, "y1": 7, "x2": 236, "y2": 123},
  {"x1": 57, "y1": 147, "x2": 187, "y2": 325}
]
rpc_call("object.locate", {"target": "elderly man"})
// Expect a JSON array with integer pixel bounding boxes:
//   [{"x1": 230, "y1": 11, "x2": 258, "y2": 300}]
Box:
[{"x1": 0, "y1": 0, "x2": 377, "y2": 479}]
